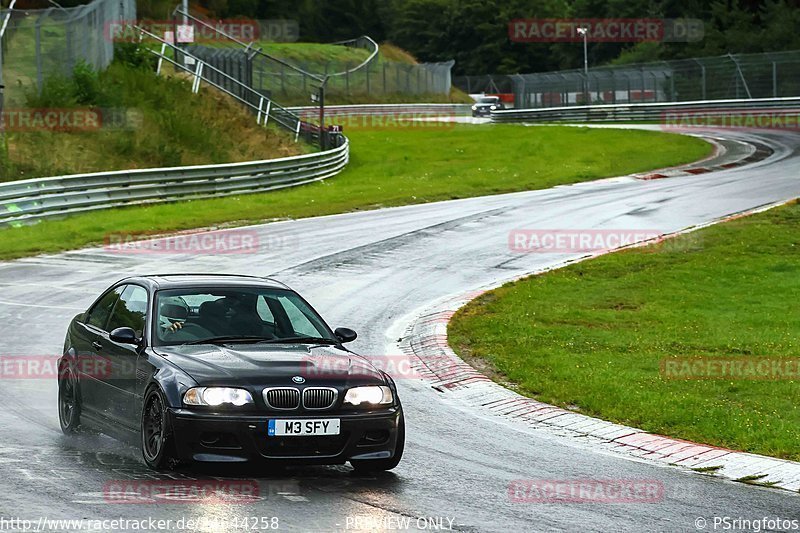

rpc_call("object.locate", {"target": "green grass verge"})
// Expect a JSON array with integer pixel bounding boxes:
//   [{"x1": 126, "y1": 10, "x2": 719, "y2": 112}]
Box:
[
  {"x1": 449, "y1": 201, "x2": 800, "y2": 460},
  {"x1": 0, "y1": 125, "x2": 709, "y2": 260}
]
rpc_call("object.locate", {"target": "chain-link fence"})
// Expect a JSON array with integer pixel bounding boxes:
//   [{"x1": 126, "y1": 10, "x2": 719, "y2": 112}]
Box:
[
  {"x1": 456, "y1": 51, "x2": 800, "y2": 108},
  {"x1": 1, "y1": 0, "x2": 136, "y2": 106},
  {"x1": 174, "y1": 8, "x2": 453, "y2": 102},
  {"x1": 453, "y1": 74, "x2": 515, "y2": 96}
]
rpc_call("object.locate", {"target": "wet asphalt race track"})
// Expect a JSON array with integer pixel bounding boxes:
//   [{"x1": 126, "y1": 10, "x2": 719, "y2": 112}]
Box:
[{"x1": 1, "y1": 126, "x2": 799, "y2": 532}]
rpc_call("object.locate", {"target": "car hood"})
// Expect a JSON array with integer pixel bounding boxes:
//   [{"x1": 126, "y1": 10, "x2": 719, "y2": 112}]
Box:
[{"x1": 153, "y1": 343, "x2": 385, "y2": 387}]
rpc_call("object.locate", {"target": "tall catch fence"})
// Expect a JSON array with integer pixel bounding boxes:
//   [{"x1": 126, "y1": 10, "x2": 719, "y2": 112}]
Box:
[
  {"x1": 454, "y1": 51, "x2": 800, "y2": 109},
  {"x1": 173, "y1": 7, "x2": 454, "y2": 100},
  {"x1": 1, "y1": 0, "x2": 136, "y2": 105}
]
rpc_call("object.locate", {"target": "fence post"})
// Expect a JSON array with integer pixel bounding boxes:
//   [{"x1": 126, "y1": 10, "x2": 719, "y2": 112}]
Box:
[
  {"x1": 35, "y1": 14, "x2": 44, "y2": 92},
  {"x1": 669, "y1": 74, "x2": 674, "y2": 101},
  {"x1": 701, "y1": 64, "x2": 706, "y2": 99},
  {"x1": 772, "y1": 61, "x2": 778, "y2": 97}
]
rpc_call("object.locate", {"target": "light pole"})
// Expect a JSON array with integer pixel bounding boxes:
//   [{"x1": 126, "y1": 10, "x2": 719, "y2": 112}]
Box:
[{"x1": 577, "y1": 26, "x2": 589, "y2": 105}]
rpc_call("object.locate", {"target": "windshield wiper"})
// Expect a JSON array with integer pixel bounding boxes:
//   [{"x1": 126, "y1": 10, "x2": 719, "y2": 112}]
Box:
[
  {"x1": 183, "y1": 336, "x2": 274, "y2": 346},
  {"x1": 258, "y1": 336, "x2": 339, "y2": 345}
]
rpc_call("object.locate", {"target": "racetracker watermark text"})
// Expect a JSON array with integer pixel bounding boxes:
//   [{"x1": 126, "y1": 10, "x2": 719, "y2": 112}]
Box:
[
  {"x1": 106, "y1": 19, "x2": 298, "y2": 43},
  {"x1": 1, "y1": 108, "x2": 141, "y2": 132},
  {"x1": 508, "y1": 18, "x2": 703, "y2": 42},
  {"x1": 662, "y1": 109, "x2": 800, "y2": 130},
  {"x1": 104, "y1": 230, "x2": 295, "y2": 255},
  {"x1": 662, "y1": 357, "x2": 800, "y2": 380},
  {"x1": 509, "y1": 479, "x2": 664, "y2": 503}
]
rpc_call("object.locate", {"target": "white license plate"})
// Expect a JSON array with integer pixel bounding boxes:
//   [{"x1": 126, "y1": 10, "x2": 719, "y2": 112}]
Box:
[{"x1": 267, "y1": 418, "x2": 340, "y2": 437}]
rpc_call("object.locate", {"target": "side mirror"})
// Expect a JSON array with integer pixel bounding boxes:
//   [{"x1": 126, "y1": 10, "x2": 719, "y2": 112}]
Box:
[
  {"x1": 110, "y1": 326, "x2": 139, "y2": 345},
  {"x1": 334, "y1": 327, "x2": 357, "y2": 344}
]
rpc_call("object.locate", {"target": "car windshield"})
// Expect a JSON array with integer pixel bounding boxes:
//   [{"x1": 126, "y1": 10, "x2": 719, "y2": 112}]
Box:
[
  {"x1": 478, "y1": 97, "x2": 498, "y2": 104},
  {"x1": 152, "y1": 287, "x2": 336, "y2": 347}
]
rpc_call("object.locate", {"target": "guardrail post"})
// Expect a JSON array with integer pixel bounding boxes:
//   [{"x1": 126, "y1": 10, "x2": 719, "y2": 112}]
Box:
[
  {"x1": 264, "y1": 100, "x2": 271, "y2": 126},
  {"x1": 156, "y1": 42, "x2": 167, "y2": 75},
  {"x1": 257, "y1": 97, "x2": 264, "y2": 125},
  {"x1": 192, "y1": 61, "x2": 205, "y2": 93},
  {"x1": 294, "y1": 120, "x2": 301, "y2": 143}
]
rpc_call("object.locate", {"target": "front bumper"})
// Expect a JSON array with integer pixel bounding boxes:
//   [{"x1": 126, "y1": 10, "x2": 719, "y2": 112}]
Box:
[{"x1": 168, "y1": 406, "x2": 402, "y2": 465}]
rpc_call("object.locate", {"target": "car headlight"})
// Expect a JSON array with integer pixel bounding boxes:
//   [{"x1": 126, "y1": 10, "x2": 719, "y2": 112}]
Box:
[
  {"x1": 343, "y1": 386, "x2": 393, "y2": 406},
  {"x1": 183, "y1": 387, "x2": 254, "y2": 407},
  {"x1": 490, "y1": 105, "x2": 497, "y2": 110},
  {"x1": 471, "y1": 105, "x2": 477, "y2": 110}
]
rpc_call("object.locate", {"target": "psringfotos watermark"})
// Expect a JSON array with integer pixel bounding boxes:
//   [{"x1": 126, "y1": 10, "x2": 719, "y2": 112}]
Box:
[
  {"x1": 509, "y1": 479, "x2": 664, "y2": 503},
  {"x1": 103, "y1": 230, "x2": 296, "y2": 255},
  {"x1": 102, "y1": 480, "x2": 274, "y2": 504},
  {"x1": 0, "y1": 108, "x2": 142, "y2": 132},
  {"x1": 106, "y1": 19, "x2": 299, "y2": 43},
  {"x1": 661, "y1": 357, "x2": 800, "y2": 381},
  {"x1": 662, "y1": 109, "x2": 800, "y2": 130},
  {"x1": 694, "y1": 516, "x2": 800, "y2": 531},
  {"x1": 508, "y1": 229, "x2": 702, "y2": 254},
  {"x1": 508, "y1": 18, "x2": 703, "y2": 43}
]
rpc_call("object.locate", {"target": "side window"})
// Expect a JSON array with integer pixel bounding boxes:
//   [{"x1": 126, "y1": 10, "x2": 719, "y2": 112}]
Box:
[
  {"x1": 86, "y1": 286, "x2": 125, "y2": 331},
  {"x1": 277, "y1": 295, "x2": 321, "y2": 337},
  {"x1": 256, "y1": 296, "x2": 276, "y2": 324},
  {"x1": 107, "y1": 285, "x2": 148, "y2": 337}
]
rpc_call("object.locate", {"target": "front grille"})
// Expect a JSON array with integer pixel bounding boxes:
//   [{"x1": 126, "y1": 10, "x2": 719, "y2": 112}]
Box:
[
  {"x1": 303, "y1": 387, "x2": 338, "y2": 409},
  {"x1": 263, "y1": 388, "x2": 300, "y2": 410}
]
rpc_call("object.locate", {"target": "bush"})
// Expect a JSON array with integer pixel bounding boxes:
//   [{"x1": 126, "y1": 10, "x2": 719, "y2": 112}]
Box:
[
  {"x1": 113, "y1": 42, "x2": 158, "y2": 70},
  {"x1": 24, "y1": 74, "x2": 78, "y2": 108},
  {"x1": 72, "y1": 62, "x2": 103, "y2": 105}
]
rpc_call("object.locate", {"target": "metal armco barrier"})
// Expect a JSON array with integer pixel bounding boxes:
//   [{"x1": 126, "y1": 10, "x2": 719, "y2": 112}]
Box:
[
  {"x1": 0, "y1": 140, "x2": 348, "y2": 227},
  {"x1": 491, "y1": 96, "x2": 800, "y2": 123},
  {"x1": 289, "y1": 103, "x2": 472, "y2": 118}
]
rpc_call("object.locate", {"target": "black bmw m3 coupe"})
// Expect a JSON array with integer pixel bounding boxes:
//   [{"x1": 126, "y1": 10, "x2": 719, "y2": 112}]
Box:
[{"x1": 58, "y1": 274, "x2": 404, "y2": 472}]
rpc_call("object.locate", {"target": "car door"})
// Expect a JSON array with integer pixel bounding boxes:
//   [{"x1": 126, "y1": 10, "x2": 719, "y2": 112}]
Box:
[
  {"x1": 72, "y1": 285, "x2": 125, "y2": 418},
  {"x1": 102, "y1": 284, "x2": 148, "y2": 430}
]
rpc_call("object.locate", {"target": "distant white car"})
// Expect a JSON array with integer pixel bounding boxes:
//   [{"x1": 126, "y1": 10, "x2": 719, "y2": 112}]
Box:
[{"x1": 472, "y1": 96, "x2": 505, "y2": 117}]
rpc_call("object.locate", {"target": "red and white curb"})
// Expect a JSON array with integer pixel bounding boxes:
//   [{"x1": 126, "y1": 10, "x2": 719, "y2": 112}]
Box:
[
  {"x1": 633, "y1": 136, "x2": 774, "y2": 180},
  {"x1": 398, "y1": 199, "x2": 800, "y2": 493}
]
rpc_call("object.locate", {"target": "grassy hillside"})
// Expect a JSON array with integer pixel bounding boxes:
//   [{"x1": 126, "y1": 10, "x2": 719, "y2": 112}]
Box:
[{"x1": 0, "y1": 46, "x2": 304, "y2": 182}]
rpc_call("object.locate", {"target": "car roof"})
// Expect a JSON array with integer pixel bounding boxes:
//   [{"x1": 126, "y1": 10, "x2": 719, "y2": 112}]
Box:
[{"x1": 116, "y1": 274, "x2": 291, "y2": 291}]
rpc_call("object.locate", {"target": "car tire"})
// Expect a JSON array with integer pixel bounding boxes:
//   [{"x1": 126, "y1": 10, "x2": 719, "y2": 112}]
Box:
[
  {"x1": 58, "y1": 363, "x2": 81, "y2": 434},
  {"x1": 141, "y1": 386, "x2": 177, "y2": 471},
  {"x1": 351, "y1": 413, "x2": 405, "y2": 473}
]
